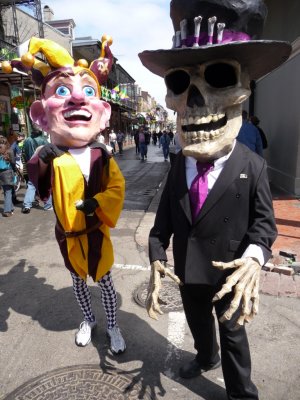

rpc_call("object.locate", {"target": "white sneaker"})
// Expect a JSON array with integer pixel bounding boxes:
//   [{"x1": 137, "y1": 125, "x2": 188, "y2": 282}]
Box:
[
  {"x1": 75, "y1": 320, "x2": 96, "y2": 347},
  {"x1": 107, "y1": 326, "x2": 126, "y2": 354}
]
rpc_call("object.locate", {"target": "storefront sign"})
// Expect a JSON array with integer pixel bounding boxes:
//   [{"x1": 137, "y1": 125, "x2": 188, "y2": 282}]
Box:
[{"x1": 11, "y1": 96, "x2": 33, "y2": 109}]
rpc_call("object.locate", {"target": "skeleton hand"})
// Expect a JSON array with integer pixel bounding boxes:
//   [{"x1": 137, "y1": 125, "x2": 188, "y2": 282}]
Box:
[
  {"x1": 146, "y1": 260, "x2": 182, "y2": 320},
  {"x1": 212, "y1": 257, "x2": 261, "y2": 326}
]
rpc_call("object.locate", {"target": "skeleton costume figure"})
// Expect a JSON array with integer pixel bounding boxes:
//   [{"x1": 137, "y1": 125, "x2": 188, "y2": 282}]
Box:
[
  {"x1": 1, "y1": 36, "x2": 126, "y2": 354},
  {"x1": 139, "y1": 0, "x2": 291, "y2": 399}
]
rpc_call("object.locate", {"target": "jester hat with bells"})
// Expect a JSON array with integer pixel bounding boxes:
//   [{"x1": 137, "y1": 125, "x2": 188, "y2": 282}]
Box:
[{"x1": 1, "y1": 34, "x2": 113, "y2": 94}]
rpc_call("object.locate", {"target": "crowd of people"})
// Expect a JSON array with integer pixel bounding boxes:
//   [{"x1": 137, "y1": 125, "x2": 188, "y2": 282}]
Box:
[
  {"x1": 0, "y1": 125, "x2": 53, "y2": 217},
  {"x1": 133, "y1": 127, "x2": 176, "y2": 162},
  {"x1": 1, "y1": 115, "x2": 267, "y2": 218}
]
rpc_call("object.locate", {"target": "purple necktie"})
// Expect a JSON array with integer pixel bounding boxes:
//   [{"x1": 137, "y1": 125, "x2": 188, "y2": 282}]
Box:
[{"x1": 189, "y1": 161, "x2": 214, "y2": 221}]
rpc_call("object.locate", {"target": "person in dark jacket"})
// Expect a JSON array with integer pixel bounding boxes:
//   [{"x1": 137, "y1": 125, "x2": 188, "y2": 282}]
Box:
[
  {"x1": 21, "y1": 125, "x2": 52, "y2": 213},
  {"x1": 0, "y1": 135, "x2": 16, "y2": 217},
  {"x1": 139, "y1": 1, "x2": 291, "y2": 399},
  {"x1": 237, "y1": 111, "x2": 263, "y2": 156},
  {"x1": 250, "y1": 115, "x2": 268, "y2": 149}
]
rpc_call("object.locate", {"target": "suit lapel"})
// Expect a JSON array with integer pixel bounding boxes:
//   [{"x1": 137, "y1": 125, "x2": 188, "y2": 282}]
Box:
[
  {"x1": 173, "y1": 152, "x2": 193, "y2": 225},
  {"x1": 195, "y1": 143, "x2": 248, "y2": 223}
]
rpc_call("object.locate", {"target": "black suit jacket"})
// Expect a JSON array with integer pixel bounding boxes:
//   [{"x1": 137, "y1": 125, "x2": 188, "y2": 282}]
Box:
[{"x1": 149, "y1": 142, "x2": 277, "y2": 286}]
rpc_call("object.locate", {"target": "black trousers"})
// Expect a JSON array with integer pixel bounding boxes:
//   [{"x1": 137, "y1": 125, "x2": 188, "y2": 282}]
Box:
[{"x1": 180, "y1": 284, "x2": 259, "y2": 400}]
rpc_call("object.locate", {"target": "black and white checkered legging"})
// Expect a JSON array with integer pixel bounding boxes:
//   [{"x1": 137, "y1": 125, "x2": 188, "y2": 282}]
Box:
[{"x1": 71, "y1": 271, "x2": 117, "y2": 329}]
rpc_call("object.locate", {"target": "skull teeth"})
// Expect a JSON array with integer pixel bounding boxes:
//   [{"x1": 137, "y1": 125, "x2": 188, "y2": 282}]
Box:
[
  {"x1": 181, "y1": 113, "x2": 227, "y2": 144},
  {"x1": 181, "y1": 113, "x2": 225, "y2": 126},
  {"x1": 183, "y1": 128, "x2": 225, "y2": 144}
]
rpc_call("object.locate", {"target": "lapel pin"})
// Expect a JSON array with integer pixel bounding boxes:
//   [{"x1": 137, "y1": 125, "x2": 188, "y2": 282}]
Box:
[{"x1": 240, "y1": 174, "x2": 247, "y2": 179}]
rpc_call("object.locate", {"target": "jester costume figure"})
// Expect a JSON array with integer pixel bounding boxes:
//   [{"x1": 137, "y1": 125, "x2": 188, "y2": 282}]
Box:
[{"x1": 2, "y1": 36, "x2": 126, "y2": 353}]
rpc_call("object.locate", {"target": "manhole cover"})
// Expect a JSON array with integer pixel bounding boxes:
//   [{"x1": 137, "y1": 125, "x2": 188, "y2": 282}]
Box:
[
  {"x1": 3, "y1": 365, "x2": 153, "y2": 399},
  {"x1": 133, "y1": 281, "x2": 183, "y2": 312}
]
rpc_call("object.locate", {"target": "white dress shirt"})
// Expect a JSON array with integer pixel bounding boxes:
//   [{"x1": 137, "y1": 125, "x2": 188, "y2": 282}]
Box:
[
  {"x1": 69, "y1": 147, "x2": 91, "y2": 182},
  {"x1": 185, "y1": 140, "x2": 264, "y2": 265}
]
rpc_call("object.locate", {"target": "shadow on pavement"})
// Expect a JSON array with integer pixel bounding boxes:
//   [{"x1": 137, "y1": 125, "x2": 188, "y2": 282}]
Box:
[
  {"x1": 0, "y1": 260, "x2": 81, "y2": 332},
  {"x1": 0, "y1": 260, "x2": 226, "y2": 400},
  {"x1": 92, "y1": 307, "x2": 226, "y2": 400}
]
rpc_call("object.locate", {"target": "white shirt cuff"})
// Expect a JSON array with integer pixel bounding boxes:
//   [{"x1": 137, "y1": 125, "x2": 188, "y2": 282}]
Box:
[{"x1": 241, "y1": 244, "x2": 264, "y2": 266}]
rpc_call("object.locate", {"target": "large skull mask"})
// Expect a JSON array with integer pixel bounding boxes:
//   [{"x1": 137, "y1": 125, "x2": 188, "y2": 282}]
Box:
[{"x1": 165, "y1": 59, "x2": 251, "y2": 161}]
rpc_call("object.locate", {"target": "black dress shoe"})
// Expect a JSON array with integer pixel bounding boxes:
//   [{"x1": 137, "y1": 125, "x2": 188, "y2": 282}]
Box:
[{"x1": 179, "y1": 358, "x2": 221, "y2": 379}]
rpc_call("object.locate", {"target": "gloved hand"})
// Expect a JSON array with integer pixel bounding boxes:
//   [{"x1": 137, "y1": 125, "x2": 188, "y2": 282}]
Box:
[
  {"x1": 75, "y1": 198, "x2": 99, "y2": 215},
  {"x1": 38, "y1": 144, "x2": 64, "y2": 164},
  {"x1": 146, "y1": 260, "x2": 182, "y2": 320},
  {"x1": 212, "y1": 257, "x2": 261, "y2": 326}
]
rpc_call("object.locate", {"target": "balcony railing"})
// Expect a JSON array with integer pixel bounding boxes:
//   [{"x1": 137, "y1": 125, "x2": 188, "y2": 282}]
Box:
[{"x1": 0, "y1": 39, "x2": 18, "y2": 60}]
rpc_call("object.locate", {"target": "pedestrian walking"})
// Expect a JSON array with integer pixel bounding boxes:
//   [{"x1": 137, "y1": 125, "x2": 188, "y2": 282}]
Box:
[
  {"x1": 0, "y1": 135, "x2": 16, "y2": 217},
  {"x1": 21, "y1": 125, "x2": 53, "y2": 214},
  {"x1": 116, "y1": 130, "x2": 125, "y2": 155},
  {"x1": 159, "y1": 130, "x2": 171, "y2": 161},
  {"x1": 109, "y1": 129, "x2": 117, "y2": 154},
  {"x1": 169, "y1": 132, "x2": 181, "y2": 165},
  {"x1": 168, "y1": 130, "x2": 174, "y2": 144},
  {"x1": 250, "y1": 116, "x2": 268, "y2": 150},
  {"x1": 138, "y1": 126, "x2": 149, "y2": 162},
  {"x1": 134, "y1": 130, "x2": 140, "y2": 155},
  {"x1": 237, "y1": 111, "x2": 263, "y2": 156},
  {"x1": 10, "y1": 132, "x2": 23, "y2": 205},
  {"x1": 152, "y1": 131, "x2": 158, "y2": 145}
]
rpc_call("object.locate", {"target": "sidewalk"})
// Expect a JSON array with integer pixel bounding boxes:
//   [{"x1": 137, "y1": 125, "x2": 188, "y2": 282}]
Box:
[
  {"x1": 136, "y1": 176, "x2": 300, "y2": 299},
  {"x1": 266, "y1": 189, "x2": 300, "y2": 297}
]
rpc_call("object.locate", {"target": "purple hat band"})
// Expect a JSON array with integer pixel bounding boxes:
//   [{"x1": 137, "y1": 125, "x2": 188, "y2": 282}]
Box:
[{"x1": 179, "y1": 30, "x2": 251, "y2": 48}]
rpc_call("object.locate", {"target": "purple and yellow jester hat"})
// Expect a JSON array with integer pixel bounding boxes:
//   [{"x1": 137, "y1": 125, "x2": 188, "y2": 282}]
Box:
[{"x1": 1, "y1": 35, "x2": 113, "y2": 95}]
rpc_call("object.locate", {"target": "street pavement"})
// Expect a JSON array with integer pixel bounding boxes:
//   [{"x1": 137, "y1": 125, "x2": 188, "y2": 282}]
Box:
[{"x1": 0, "y1": 144, "x2": 299, "y2": 400}]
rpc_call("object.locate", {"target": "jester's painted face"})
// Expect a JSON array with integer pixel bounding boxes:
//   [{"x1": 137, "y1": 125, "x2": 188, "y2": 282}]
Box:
[{"x1": 30, "y1": 70, "x2": 111, "y2": 148}]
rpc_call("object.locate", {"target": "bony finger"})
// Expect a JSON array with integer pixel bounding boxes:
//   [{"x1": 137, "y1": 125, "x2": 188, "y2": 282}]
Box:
[
  {"x1": 252, "y1": 296, "x2": 259, "y2": 315},
  {"x1": 164, "y1": 268, "x2": 182, "y2": 285},
  {"x1": 147, "y1": 306, "x2": 158, "y2": 320},
  {"x1": 147, "y1": 296, "x2": 163, "y2": 319},
  {"x1": 219, "y1": 312, "x2": 231, "y2": 323},
  {"x1": 236, "y1": 314, "x2": 246, "y2": 327},
  {"x1": 146, "y1": 297, "x2": 158, "y2": 319},
  {"x1": 244, "y1": 313, "x2": 254, "y2": 323},
  {"x1": 219, "y1": 300, "x2": 240, "y2": 322},
  {"x1": 221, "y1": 290, "x2": 243, "y2": 322},
  {"x1": 152, "y1": 297, "x2": 164, "y2": 315},
  {"x1": 243, "y1": 299, "x2": 252, "y2": 316},
  {"x1": 212, "y1": 283, "x2": 232, "y2": 302},
  {"x1": 212, "y1": 261, "x2": 228, "y2": 270},
  {"x1": 212, "y1": 259, "x2": 244, "y2": 270}
]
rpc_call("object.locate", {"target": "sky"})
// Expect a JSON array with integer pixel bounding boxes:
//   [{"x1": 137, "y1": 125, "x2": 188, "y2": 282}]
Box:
[{"x1": 37, "y1": 0, "x2": 175, "y2": 116}]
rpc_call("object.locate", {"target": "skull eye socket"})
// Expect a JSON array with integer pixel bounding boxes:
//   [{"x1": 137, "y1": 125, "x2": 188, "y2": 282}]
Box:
[
  {"x1": 165, "y1": 70, "x2": 190, "y2": 95},
  {"x1": 204, "y1": 63, "x2": 238, "y2": 88}
]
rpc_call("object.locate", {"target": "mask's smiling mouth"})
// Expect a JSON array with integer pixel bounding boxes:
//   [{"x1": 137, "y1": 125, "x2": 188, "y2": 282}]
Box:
[
  {"x1": 63, "y1": 109, "x2": 92, "y2": 122},
  {"x1": 181, "y1": 113, "x2": 227, "y2": 143}
]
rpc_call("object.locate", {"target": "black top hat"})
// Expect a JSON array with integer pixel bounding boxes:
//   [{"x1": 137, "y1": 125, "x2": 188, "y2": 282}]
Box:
[{"x1": 139, "y1": 0, "x2": 291, "y2": 80}]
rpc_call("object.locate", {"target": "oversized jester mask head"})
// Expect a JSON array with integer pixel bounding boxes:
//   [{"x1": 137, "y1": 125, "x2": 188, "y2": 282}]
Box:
[
  {"x1": 1, "y1": 35, "x2": 114, "y2": 148},
  {"x1": 139, "y1": 0, "x2": 291, "y2": 161}
]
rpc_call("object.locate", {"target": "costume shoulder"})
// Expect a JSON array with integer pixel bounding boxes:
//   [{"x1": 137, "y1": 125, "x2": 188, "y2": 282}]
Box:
[
  {"x1": 89, "y1": 141, "x2": 112, "y2": 162},
  {"x1": 234, "y1": 140, "x2": 264, "y2": 167},
  {"x1": 89, "y1": 141, "x2": 111, "y2": 153}
]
